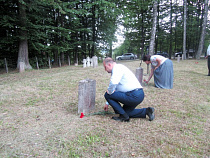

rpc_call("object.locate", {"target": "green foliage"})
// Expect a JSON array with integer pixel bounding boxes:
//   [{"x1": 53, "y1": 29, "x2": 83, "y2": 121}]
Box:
[
  {"x1": 0, "y1": 0, "x2": 209, "y2": 68},
  {"x1": 0, "y1": 0, "x2": 120, "y2": 67}
]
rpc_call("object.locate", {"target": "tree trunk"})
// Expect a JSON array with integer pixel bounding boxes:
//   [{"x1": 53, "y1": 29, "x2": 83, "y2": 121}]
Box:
[
  {"x1": 183, "y1": 0, "x2": 187, "y2": 60},
  {"x1": 169, "y1": 0, "x2": 173, "y2": 59},
  {"x1": 149, "y1": 0, "x2": 158, "y2": 55},
  {"x1": 91, "y1": 3, "x2": 96, "y2": 57},
  {"x1": 17, "y1": 0, "x2": 32, "y2": 70},
  {"x1": 196, "y1": 0, "x2": 208, "y2": 59}
]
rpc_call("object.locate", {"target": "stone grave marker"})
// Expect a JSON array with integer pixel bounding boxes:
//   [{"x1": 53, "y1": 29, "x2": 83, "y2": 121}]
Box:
[
  {"x1": 78, "y1": 79, "x2": 96, "y2": 114},
  {"x1": 83, "y1": 59, "x2": 87, "y2": 68},
  {"x1": 92, "y1": 56, "x2": 98, "y2": 68},
  {"x1": 86, "y1": 57, "x2": 90, "y2": 67}
]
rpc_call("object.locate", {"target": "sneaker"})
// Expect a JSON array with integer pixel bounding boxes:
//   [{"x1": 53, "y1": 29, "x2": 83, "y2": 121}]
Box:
[
  {"x1": 146, "y1": 107, "x2": 155, "y2": 121},
  {"x1": 111, "y1": 114, "x2": 130, "y2": 122}
]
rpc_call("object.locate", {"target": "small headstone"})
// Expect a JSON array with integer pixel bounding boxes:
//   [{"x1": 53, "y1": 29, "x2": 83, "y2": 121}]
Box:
[
  {"x1": 177, "y1": 55, "x2": 180, "y2": 62},
  {"x1": 78, "y1": 79, "x2": 96, "y2": 114},
  {"x1": 86, "y1": 57, "x2": 90, "y2": 67},
  {"x1": 92, "y1": 56, "x2": 98, "y2": 68},
  {"x1": 83, "y1": 59, "x2": 87, "y2": 68},
  {"x1": 90, "y1": 58, "x2": 93, "y2": 67}
]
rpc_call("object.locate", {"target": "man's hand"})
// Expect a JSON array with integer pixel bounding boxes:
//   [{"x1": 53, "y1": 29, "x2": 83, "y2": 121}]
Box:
[{"x1": 104, "y1": 104, "x2": 109, "y2": 111}]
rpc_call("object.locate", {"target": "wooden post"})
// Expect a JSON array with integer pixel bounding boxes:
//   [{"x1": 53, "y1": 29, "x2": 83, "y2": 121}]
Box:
[
  {"x1": 78, "y1": 79, "x2": 96, "y2": 114},
  {"x1": 59, "y1": 56, "x2": 61, "y2": 67},
  {"x1": 68, "y1": 56, "x2": 70, "y2": 66},
  {"x1": 48, "y1": 57, "x2": 51, "y2": 69},
  {"x1": 4, "y1": 58, "x2": 8, "y2": 73},
  {"x1": 36, "y1": 56, "x2": 39, "y2": 70},
  {"x1": 135, "y1": 67, "x2": 143, "y2": 85}
]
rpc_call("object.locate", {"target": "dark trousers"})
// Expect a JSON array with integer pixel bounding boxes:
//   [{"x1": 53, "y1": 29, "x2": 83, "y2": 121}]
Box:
[
  {"x1": 208, "y1": 56, "x2": 210, "y2": 75},
  {"x1": 104, "y1": 89, "x2": 146, "y2": 118}
]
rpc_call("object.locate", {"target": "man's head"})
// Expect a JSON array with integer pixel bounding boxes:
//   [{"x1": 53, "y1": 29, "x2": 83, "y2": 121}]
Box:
[{"x1": 103, "y1": 57, "x2": 115, "y2": 73}]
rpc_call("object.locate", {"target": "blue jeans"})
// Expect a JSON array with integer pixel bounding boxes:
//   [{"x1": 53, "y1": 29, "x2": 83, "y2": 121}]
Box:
[{"x1": 104, "y1": 89, "x2": 146, "y2": 118}]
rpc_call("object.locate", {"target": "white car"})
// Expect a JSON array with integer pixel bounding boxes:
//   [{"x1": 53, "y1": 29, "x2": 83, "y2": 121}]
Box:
[{"x1": 116, "y1": 53, "x2": 136, "y2": 60}]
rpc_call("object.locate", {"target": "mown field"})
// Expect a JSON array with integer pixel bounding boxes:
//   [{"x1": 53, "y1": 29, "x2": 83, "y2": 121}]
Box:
[{"x1": 0, "y1": 59, "x2": 209, "y2": 158}]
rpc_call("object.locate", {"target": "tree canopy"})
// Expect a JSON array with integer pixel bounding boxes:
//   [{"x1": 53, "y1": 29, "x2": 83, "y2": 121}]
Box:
[{"x1": 0, "y1": 0, "x2": 209, "y2": 69}]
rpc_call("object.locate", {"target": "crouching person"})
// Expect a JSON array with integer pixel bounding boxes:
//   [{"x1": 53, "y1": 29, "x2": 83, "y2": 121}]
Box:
[{"x1": 103, "y1": 57, "x2": 155, "y2": 122}]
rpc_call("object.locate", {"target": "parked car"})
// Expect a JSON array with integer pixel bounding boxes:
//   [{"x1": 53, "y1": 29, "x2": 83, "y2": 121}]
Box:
[
  {"x1": 175, "y1": 49, "x2": 195, "y2": 57},
  {"x1": 175, "y1": 52, "x2": 182, "y2": 57},
  {"x1": 116, "y1": 53, "x2": 136, "y2": 60},
  {"x1": 156, "y1": 52, "x2": 169, "y2": 58}
]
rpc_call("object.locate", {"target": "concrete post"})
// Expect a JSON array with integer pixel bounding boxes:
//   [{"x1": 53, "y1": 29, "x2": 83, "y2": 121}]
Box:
[{"x1": 135, "y1": 67, "x2": 144, "y2": 85}]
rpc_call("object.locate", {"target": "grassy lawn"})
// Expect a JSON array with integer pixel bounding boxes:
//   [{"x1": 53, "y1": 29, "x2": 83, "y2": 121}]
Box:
[{"x1": 0, "y1": 59, "x2": 209, "y2": 157}]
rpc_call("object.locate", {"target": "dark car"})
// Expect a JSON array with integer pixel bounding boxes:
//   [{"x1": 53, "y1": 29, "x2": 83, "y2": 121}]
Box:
[
  {"x1": 175, "y1": 49, "x2": 195, "y2": 57},
  {"x1": 175, "y1": 52, "x2": 182, "y2": 57},
  {"x1": 156, "y1": 52, "x2": 169, "y2": 58}
]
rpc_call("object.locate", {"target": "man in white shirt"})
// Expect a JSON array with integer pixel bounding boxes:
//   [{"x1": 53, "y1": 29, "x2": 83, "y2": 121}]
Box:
[
  {"x1": 103, "y1": 57, "x2": 155, "y2": 122},
  {"x1": 205, "y1": 44, "x2": 210, "y2": 76}
]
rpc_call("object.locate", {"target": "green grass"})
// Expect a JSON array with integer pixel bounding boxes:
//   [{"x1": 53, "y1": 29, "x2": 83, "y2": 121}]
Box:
[{"x1": 0, "y1": 59, "x2": 209, "y2": 157}]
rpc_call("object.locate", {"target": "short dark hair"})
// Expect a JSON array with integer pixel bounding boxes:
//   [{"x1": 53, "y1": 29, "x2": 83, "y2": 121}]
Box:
[
  {"x1": 103, "y1": 57, "x2": 115, "y2": 64},
  {"x1": 142, "y1": 55, "x2": 151, "y2": 61}
]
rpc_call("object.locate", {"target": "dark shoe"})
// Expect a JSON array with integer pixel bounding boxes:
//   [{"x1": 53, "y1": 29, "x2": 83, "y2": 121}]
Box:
[
  {"x1": 146, "y1": 107, "x2": 155, "y2": 121},
  {"x1": 111, "y1": 113, "x2": 130, "y2": 122}
]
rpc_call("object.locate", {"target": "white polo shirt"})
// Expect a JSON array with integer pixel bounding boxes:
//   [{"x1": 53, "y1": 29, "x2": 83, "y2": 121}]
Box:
[{"x1": 107, "y1": 64, "x2": 142, "y2": 94}]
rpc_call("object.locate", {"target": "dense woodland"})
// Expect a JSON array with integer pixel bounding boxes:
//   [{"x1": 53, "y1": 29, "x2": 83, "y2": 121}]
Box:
[{"x1": 0, "y1": 0, "x2": 209, "y2": 69}]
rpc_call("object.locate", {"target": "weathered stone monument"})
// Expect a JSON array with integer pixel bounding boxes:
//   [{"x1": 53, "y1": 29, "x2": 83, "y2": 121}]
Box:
[
  {"x1": 90, "y1": 58, "x2": 93, "y2": 67},
  {"x1": 135, "y1": 67, "x2": 143, "y2": 85},
  {"x1": 92, "y1": 56, "x2": 98, "y2": 68},
  {"x1": 86, "y1": 57, "x2": 90, "y2": 67},
  {"x1": 83, "y1": 59, "x2": 87, "y2": 68},
  {"x1": 78, "y1": 79, "x2": 96, "y2": 114}
]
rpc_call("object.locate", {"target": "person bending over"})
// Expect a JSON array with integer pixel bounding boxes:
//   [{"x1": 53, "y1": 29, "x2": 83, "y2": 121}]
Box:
[
  {"x1": 142, "y1": 54, "x2": 174, "y2": 89},
  {"x1": 103, "y1": 57, "x2": 155, "y2": 122}
]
